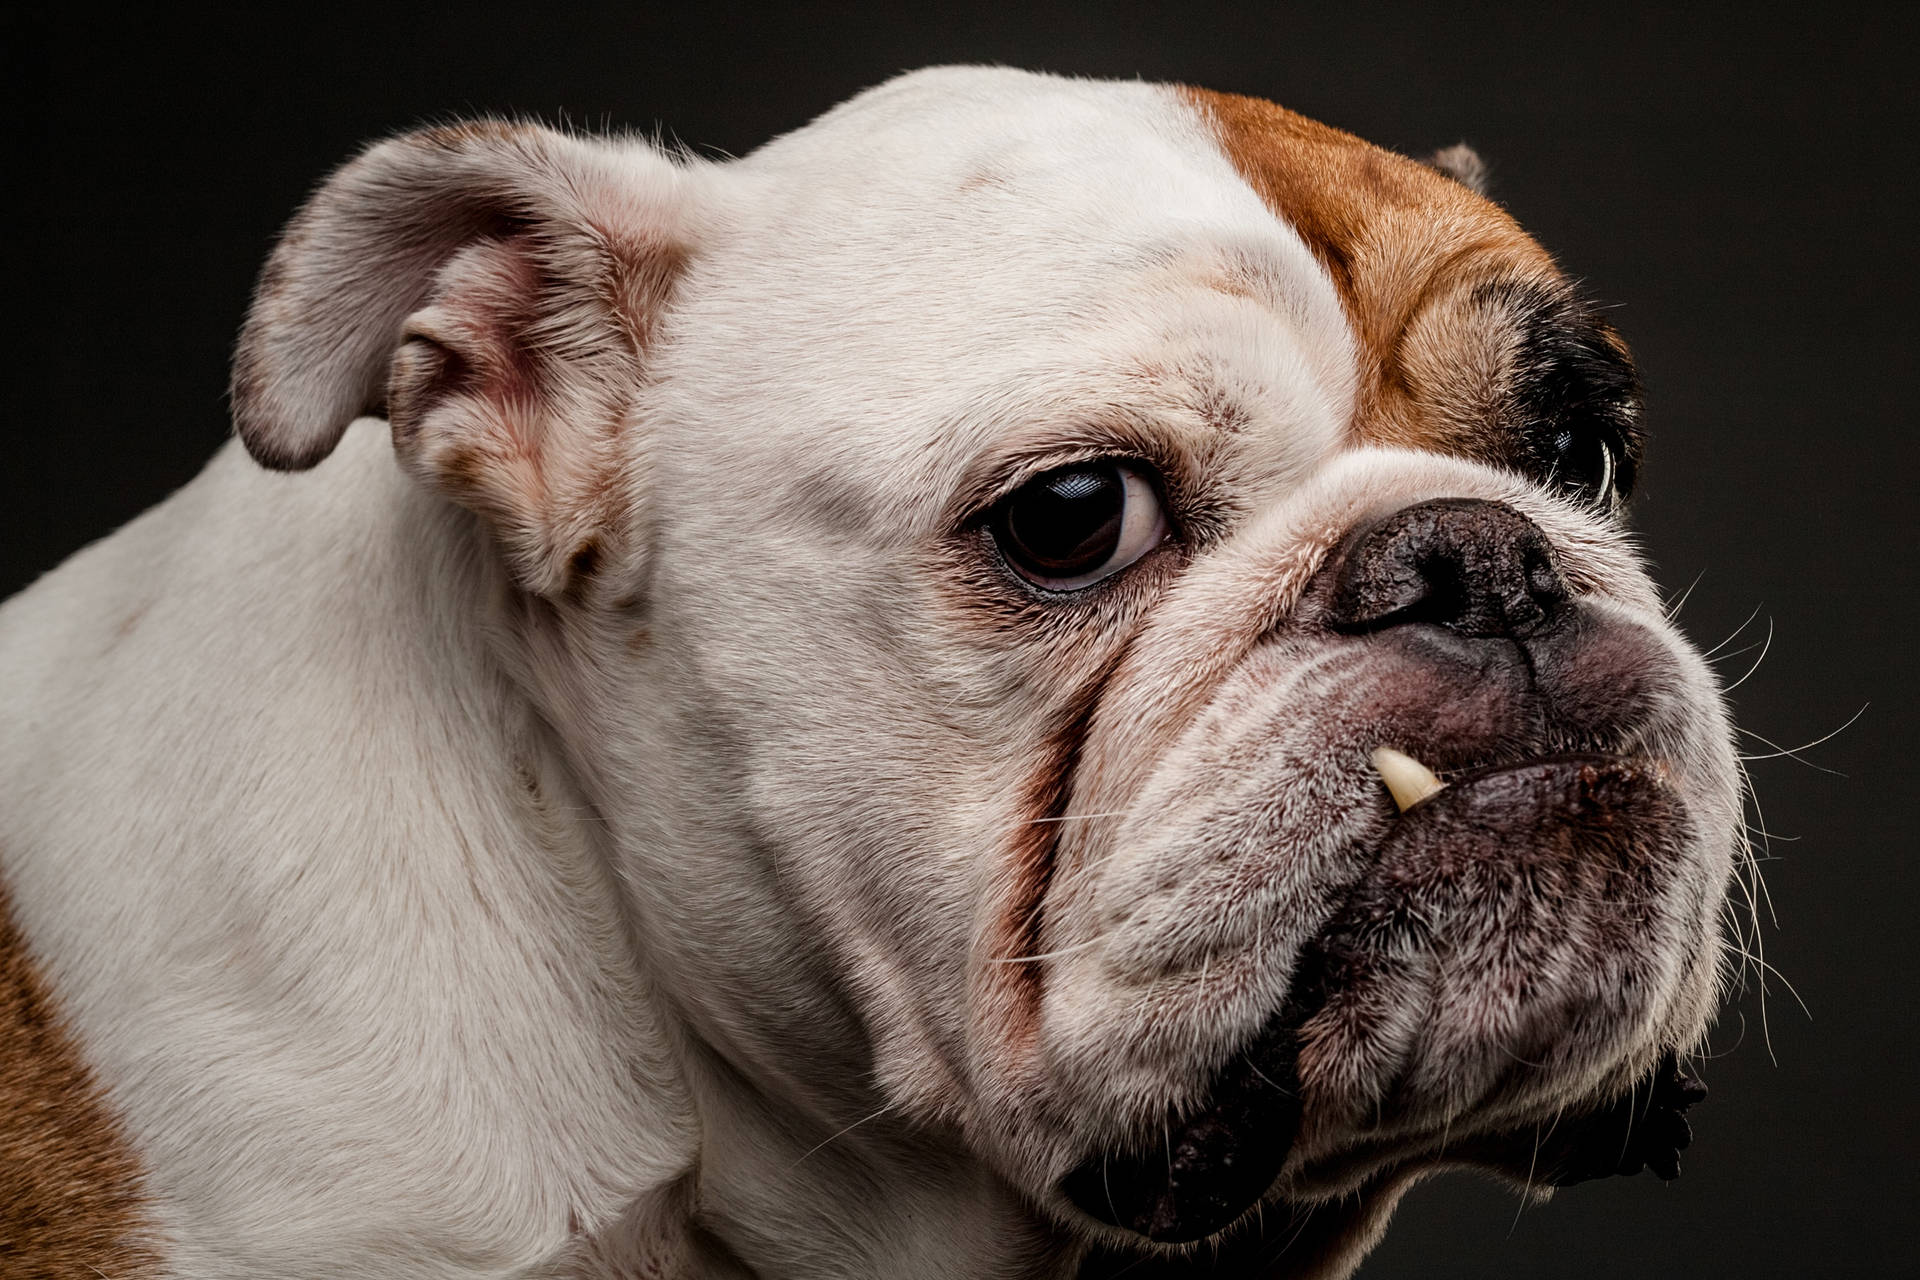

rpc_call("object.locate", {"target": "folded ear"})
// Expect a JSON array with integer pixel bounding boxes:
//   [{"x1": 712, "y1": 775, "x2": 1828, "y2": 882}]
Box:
[{"x1": 230, "y1": 120, "x2": 698, "y2": 597}]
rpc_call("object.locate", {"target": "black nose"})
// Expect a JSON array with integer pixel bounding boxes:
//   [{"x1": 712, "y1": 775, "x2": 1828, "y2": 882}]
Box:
[{"x1": 1322, "y1": 499, "x2": 1570, "y2": 638}]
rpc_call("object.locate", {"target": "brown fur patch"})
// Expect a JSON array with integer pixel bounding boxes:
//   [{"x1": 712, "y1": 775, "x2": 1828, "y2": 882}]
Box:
[
  {"x1": 1181, "y1": 88, "x2": 1570, "y2": 463},
  {"x1": 0, "y1": 883, "x2": 161, "y2": 1277},
  {"x1": 973, "y1": 643, "x2": 1133, "y2": 1069}
]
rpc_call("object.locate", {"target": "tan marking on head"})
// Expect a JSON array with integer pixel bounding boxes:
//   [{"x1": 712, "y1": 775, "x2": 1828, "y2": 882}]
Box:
[
  {"x1": 0, "y1": 882, "x2": 161, "y2": 1276},
  {"x1": 1181, "y1": 87, "x2": 1574, "y2": 461}
]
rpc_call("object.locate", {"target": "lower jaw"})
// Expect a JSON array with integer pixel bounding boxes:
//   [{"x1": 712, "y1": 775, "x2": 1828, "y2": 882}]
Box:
[
  {"x1": 1059, "y1": 753, "x2": 1698, "y2": 1253},
  {"x1": 1063, "y1": 1047, "x2": 1705, "y2": 1274},
  {"x1": 1058, "y1": 1000, "x2": 1309, "y2": 1244},
  {"x1": 1072, "y1": 1168, "x2": 1403, "y2": 1280}
]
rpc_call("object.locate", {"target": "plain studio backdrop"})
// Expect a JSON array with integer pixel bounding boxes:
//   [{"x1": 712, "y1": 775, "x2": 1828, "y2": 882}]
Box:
[{"x1": 11, "y1": 5, "x2": 1916, "y2": 1277}]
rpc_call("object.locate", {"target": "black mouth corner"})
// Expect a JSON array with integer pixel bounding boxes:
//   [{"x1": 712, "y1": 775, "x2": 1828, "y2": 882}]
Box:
[
  {"x1": 1063, "y1": 1020, "x2": 1708, "y2": 1256},
  {"x1": 1516, "y1": 1050, "x2": 1709, "y2": 1187},
  {"x1": 1060, "y1": 1009, "x2": 1307, "y2": 1245}
]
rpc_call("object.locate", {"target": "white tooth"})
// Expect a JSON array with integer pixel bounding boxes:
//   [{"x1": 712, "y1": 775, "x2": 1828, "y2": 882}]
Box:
[{"x1": 1371, "y1": 747, "x2": 1447, "y2": 812}]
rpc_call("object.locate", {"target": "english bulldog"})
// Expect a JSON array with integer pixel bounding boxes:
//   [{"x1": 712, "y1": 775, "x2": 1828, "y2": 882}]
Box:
[{"x1": 0, "y1": 67, "x2": 1740, "y2": 1279}]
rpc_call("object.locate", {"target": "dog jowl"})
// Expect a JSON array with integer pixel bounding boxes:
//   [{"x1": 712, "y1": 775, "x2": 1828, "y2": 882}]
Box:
[{"x1": 0, "y1": 69, "x2": 1740, "y2": 1279}]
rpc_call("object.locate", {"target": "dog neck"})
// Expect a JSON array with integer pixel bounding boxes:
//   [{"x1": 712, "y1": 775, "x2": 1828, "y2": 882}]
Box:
[
  {"x1": 475, "y1": 488, "x2": 1071, "y2": 1279},
  {"x1": 303, "y1": 424, "x2": 1062, "y2": 1277}
]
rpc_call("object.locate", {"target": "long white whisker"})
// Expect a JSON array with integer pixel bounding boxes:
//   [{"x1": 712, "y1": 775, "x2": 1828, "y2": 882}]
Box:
[
  {"x1": 989, "y1": 936, "x2": 1106, "y2": 964},
  {"x1": 784, "y1": 1102, "x2": 900, "y2": 1173},
  {"x1": 1736, "y1": 703, "x2": 1868, "y2": 770},
  {"x1": 1732, "y1": 755, "x2": 1795, "y2": 1065},
  {"x1": 1698, "y1": 602, "x2": 1763, "y2": 659},
  {"x1": 1746, "y1": 953, "x2": 1813, "y2": 1020},
  {"x1": 1024, "y1": 810, "x2": 1131, "y2": 826},
  {"x1": 1721, "y1": 615, "x2": 1775, "y2": 691},
  {"x1": 1688, "y1": 1010, "x2": 1748, "y2": 1060},
  {"x1": 1665, "y1": 568, "x2": 1706, "y2": 620},
  {"x1": 1707, "y1": 638, "x2": 1769, "y2": 668}
]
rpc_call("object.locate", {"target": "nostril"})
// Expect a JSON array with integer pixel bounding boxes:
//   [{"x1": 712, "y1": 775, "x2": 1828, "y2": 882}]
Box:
[{"x1": 1323, "y1": 499, "x2": 1569, "y2": 639}]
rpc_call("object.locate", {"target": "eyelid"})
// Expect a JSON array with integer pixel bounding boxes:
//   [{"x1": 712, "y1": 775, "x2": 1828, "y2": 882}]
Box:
[
  {"x1": 945, "y1": 418, "x2": 1193, "y2": 529},
  {"x1": 969, "y1": 449, "x2": 1176, "y2": 528},
  {"x1": 1001, "y1": 450, "x2": 1171, "y2": 509}
]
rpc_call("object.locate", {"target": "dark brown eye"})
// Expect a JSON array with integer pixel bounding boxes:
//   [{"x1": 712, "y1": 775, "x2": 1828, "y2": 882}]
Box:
[
  {"x1": 1546, "y1": 427, "x2": 1622, "y2": 509},
  {"x1": 990, "y1": 461, "x2": 1167, "y2": 590}
]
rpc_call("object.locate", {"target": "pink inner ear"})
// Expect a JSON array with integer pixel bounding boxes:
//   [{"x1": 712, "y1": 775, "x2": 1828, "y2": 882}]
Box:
[
  {"x1": 387, "y1": 231, "x2": 641, "y2": 599},
  {"x1": 393, "y1": 237, "x2": 550, "y2": 440}
]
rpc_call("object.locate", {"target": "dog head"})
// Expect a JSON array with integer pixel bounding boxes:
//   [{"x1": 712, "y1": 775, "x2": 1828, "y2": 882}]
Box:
[{"x1": 231, "y1": 68, "x2": 1742, "y2": 1276}]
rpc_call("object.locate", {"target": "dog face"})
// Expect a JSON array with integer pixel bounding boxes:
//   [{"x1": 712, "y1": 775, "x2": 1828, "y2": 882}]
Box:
[{"x1": 233, "y1": 68, "x2": 1741, "y2": 1274}]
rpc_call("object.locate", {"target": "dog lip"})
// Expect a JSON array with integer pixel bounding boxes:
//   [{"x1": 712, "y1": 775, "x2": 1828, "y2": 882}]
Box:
[
  {"x1": 1059, "y1": 1003, "x2": 1309, "y2": 1244},
  {"x1": 1075, "y1": 1059, "x2": 1708, "y2": 1277},
  {"x1": 1064, "y1": 751, "x2": 1685, "y2": 1248},
  {"x1": 1293, "y1": 751, "x2": 1688, "y2": 1140},
  {"x1": 1433, "y1": 748, "x2": 1649, "y2": 788},
  {"x1": 1469, "y1": 1050, "x2": 1709, "y2": 1187},
  {"x1": 1370, "y1": 747, "x2": 1667, "y2": 825},
  {"x1": 1443, "y1": 744, "x2": 1635, "y2": 786}
]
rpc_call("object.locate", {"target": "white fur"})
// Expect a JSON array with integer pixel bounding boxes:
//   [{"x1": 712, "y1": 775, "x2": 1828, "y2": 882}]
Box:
[{"x1": 0, "y1": 68, "x2": 1739, "y2": 1278}]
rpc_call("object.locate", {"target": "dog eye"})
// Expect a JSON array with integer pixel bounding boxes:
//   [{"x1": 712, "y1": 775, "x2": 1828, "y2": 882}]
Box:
[
  {"x1": 1546, "y1": 428, "x2": 1622, "y2": 509},
  {"x1": 990, "y1": 461, "x2": 1168, "y2": 591}
]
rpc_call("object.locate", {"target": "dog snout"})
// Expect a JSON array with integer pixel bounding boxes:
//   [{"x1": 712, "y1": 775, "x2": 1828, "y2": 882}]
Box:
[{"x1": 1321, "y1": 498, "x2": 1570, "y2": 640}]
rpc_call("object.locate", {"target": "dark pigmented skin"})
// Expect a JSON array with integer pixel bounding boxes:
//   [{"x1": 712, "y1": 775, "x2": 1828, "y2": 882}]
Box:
[
  {"x1": 1073, "y1": 1057, "x2": 1704, "y2": 1279},
  {"x1": 1061, "y1": 1014, "x2": 1305, "y2": 1243},
  {"x1": 1497, "y1": 1051, "x2": 1707, "y2": 1187},
  {"x1": 1322, "y1": 498, "x2": 1569, "y2": 640}
]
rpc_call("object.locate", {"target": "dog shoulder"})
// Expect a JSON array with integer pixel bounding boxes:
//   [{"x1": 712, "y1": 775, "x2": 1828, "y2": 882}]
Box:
[
  {"x1": 0, "y1": 429, "x2": 701, "y2": 1274},
  {"x1": 0, "y1": 878, "x2": 163, "y2": 1277}
]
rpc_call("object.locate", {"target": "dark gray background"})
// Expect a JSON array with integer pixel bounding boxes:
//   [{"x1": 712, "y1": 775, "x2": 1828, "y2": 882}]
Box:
[{"x1": 12, "y1": 5, "x2": 1915, "y2": 1276}]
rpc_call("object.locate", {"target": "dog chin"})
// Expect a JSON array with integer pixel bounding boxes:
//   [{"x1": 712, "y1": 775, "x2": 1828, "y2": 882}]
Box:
[{"x1": 1054, "y1": 750, "x2": 1703, "y2": 1246}]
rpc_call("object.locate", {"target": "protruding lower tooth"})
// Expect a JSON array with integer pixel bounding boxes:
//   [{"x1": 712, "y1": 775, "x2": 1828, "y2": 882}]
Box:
[{"x1": 1371, "y1": 747, "x2": 1447, "y2": 812}]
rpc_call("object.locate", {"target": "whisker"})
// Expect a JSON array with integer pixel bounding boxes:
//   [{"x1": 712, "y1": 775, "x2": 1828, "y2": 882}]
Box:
[
  {"x1": 1732, "y1": 756, "x2": 1795, "y2": 1065},
  {"x1": 1739, "y1": 762, "x2": 1783, "y2": 929},
  {"x1": 1736, "y1": 703, "x2": 1868, "y2": 770},
  {"x1": 1512, "y1": 1103, "x2": 1565, "y2": 1234},
  {"x1": 1665, "y1": 568, "x2": 1706, "y2": 620},
  {"x1": 1243, "y1": 1054, "x2": 1295, "y2": 1097},
  {"x1": 1738, "y1": 951, "x2": 1814, "y2": 1021},
  {"x1": 1023, "y1": 810, "x2": 1132, "y2": 826},
  {"x1": 1496, "y1": 1043, "x2": 1552, "y2": 1070},
  {"x1": 1698, "y1": 602, "x2": 1763, "y2": 659},
  {"x1": 1706, "y1": 637, "x2": 1769, "y2": 668},
  {"x1": 1275, "y1": 1199, "x2": 1323, "y2": 1259},
  {"x1": 783, "y1": 1102, "x2": 901, "y2": 1173},
  {"x1": 1720, "y1": 615, "x2": 1775, "y2": 693},
  {"x1": 1686, "y1": 1010, "x2": 1748, "y2": 1060},
  {"x1": 988, "y1": 936, "x2": 1106, "y2": 965}
]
